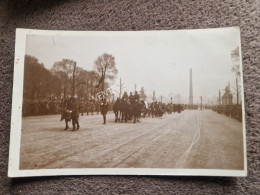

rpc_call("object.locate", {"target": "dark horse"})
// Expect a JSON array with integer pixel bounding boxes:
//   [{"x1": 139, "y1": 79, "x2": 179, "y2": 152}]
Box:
[
  {"x1": 113, "y1": 98, "x2": 144, "y2": 123},
  {"x1": 120, "y1": 99, "x2": 131, "y2": 122},
  {"x1": 132, "y1": 100, "x2": 142, "y2": 123},
  {"x1": 113, "y1": 98, "x2": 121, "y2": 122}
]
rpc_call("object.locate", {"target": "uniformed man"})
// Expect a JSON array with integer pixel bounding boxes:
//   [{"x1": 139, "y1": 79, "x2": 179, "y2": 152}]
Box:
[
  {"x1": 79, "y1": 100, "x2": 85, "y2": 116},
  {"x1": 133, "y1": 91, "x2": 140, "y2": 102},
  {"x1": 122, "y1": 91, "x2": 128, "y2": 101},
  {"x1": 100, "y1": 98, "x2": 109, "y2": 124},
  {"x1": 67, "y1": 96, "x2": 73, "y2": 111},
  {"x1": 71, "y1": 96, "x2": 80, "y2": 131},
  {"x1": 129, "y1": 92, "x2": 134, "y2": 104}
]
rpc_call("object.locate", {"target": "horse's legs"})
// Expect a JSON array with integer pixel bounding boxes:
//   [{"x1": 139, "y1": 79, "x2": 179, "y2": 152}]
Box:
[
  {"x1": 115, "y1": 111, "x2": 118, "y2": 122},
  {"x1": 72, "y1": 119, "x2": 76, "y2": 131},
  {"x1": 76, "y1": 119, "x2": 80, "y2": 130},
  {"x1": 64, "y1": 120, "x2": 69, "y2": 130},
  {"x1": 103, "y1": 114, "x2": 106, "y2": 124},
  {"x1": 125, "y1": 113, "x2": 128, "y2": 123},
  {"x1": 121, "y1": 112, "x2": 123, "y2": 123}
]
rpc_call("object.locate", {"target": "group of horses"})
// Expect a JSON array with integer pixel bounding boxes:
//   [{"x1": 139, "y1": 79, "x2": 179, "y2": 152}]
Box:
[
  {"x1": 113, "y1": 99, "x2": 145, "y2": 123},
  {"x1": 112, "y1": 98, "x2": 167, "y2": 123}
]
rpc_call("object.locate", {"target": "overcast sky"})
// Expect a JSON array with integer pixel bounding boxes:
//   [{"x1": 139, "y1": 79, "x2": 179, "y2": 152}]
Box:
[{"x1": 25, "y1": 28, "x2": 240, "y2": 103}]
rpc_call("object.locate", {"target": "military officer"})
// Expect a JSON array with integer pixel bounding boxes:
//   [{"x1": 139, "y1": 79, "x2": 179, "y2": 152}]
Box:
[
  {"x1": 71, "y1": 96, "x2": 80, "y2": 131},
  {"x1": 100, "y1": 98, "x2": 109, "y2": 124}
]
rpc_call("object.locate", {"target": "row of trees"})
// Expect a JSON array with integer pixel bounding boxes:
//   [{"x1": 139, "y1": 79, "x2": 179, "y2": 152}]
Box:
[
  {"x1": 23, "y1": 53, "x2": 118, "y2": 101},
  {"x1": 231, "y1": 46, "x2": 241, "y2": 105}
]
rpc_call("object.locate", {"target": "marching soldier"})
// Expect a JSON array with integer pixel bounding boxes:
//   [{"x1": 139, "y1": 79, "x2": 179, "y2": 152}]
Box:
[
  {"x1": 100, "y1": 98, "x2": 109, "y2": 124},
  {"x1": 71, "y1": 96, "x2": 80, "y2": 131},
  {"x1": 79, "y1": 100, "x2": 85, "y2": 116}
]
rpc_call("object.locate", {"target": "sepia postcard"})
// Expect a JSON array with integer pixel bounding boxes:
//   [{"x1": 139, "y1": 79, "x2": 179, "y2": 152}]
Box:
[{"x1": 8, "y1": 27, "x2": 247, "y2": 177}]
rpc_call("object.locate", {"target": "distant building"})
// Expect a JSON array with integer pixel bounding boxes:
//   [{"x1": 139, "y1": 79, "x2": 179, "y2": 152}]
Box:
[
  {"x1": 222, "y1": 86, "x2": 233, "y2": 105},
  {"x1": 139, "y1": 87, "x2": 147, "y2": 101}
]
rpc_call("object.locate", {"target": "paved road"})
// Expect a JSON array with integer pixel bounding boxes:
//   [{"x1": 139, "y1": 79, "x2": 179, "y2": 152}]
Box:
[{"x1": 20, "y1": 110, "x2": 244, "y2": 170}]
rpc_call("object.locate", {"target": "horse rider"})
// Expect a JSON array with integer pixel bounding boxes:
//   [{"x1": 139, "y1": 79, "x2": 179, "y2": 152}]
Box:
[
  {"x1": 134, "y1": 91, "x2": 140, "y2": 102},
  {"x1": 100, "y1": 98, "x2": 109, "y2": 124},
  {"x1": 122, "y1": 91, "x2": 128, "y2": 101},
  {"x1": 129, "y1": 92, "x2": 134, "y2": 105}
]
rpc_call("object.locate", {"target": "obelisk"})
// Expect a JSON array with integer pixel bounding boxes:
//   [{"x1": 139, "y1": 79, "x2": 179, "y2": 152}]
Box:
[{"x1": 189, "y1": 68, "x2": 193, "y2": 105}]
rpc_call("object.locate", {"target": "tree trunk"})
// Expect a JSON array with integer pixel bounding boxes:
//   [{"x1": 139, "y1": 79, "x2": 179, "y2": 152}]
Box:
[
  {"x1": 72, "y1": 62, "x2": 76, "y2": 96},
  {"x1": 102, "y1": 73, "x2": 105, "y2": 92}
]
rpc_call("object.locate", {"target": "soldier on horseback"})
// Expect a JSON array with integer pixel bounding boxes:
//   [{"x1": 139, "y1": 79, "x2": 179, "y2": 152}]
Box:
[
  {"x1": 122, "y1": 91, "x2": 128, "y2": 101},
  {"x1": 134, "y1": 91, "x2": 140, "y2": 102},
  {"x1": 129, "y1": 92, "x2": 134, "y2": 105}
]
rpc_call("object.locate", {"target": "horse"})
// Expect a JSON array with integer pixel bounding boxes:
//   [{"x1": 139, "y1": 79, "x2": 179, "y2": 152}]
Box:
[
  {"x1": 120, "y1": 99, "x2": 131, "y2": 123},
  {"x1": 113, "y1": 98, "x2": 145, "y2": 123},
  {"x1": 113, "y1": 98, "x2": 121, "y2": 122},
  {"x1": 132, "y1": 100, "x2": 143, "y2": 123}
]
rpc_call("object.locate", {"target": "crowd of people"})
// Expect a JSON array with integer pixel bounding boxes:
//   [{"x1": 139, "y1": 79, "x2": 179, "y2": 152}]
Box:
[
  {"x1": 22, "y1": 91, "x2": 187, "y2": 129},
  {"x1": 22, "y1": 91, "x2": 185, "y2": 120},
  {"x1": 22, "y1": 98, "x2": 61, "y2": 116},
  {"x1": 211, "y1": 104, "x2": 242, "y2": 121},
  {"x1": 22, "y1": 97, "x2": 114, "y2": 117}
]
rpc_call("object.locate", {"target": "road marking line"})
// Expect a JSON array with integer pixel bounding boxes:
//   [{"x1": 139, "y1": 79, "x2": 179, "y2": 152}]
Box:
[
  {"x1": 111, "y1": 127, "x2": 174, "y2": 167},
  {"x1": 111, "y1": 114, "x2": 186, "y2": 166},
  {"x1": 176, "y1": 119, "x2": 201, "y2": 168}
]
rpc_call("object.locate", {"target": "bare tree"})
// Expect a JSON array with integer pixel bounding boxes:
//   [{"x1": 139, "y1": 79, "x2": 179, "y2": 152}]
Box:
[
  {"x1": 51, "y1": 59, "x2": 85, "y2": 97},
  {"x1": 94, "y1": 53, "x2": 118, "y2": 91}
]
